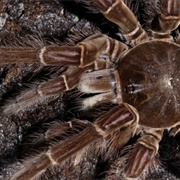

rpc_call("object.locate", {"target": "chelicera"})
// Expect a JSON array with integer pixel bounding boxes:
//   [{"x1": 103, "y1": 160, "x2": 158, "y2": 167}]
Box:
[{"x1": 1, "y1": 0, "x2": 179, "y2": 179}]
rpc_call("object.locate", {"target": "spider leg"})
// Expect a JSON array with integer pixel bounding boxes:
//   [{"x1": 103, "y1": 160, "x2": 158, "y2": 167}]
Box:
[
  {"x1": 0, "y1": 34, "x2": 128, "y2": 66},
  {"x1": 44, "y1": 119, "x2": 91, "y2": 141},
  {"x1": 124, "y1": 129, "x2": 163, "y2": 178},
  {"x1": 3, "y1": 66, "x2": 84, "y2": 114},
  {"x1": 10, "y1": 103, "x2": 138, "y2": 180},
  {"x1": 97, "y1": 112, "x2": 138, "y2": 159},
  {"x1": 152, "y1": 0, "x2": 180, "y2": 40},
  {"x1": 91, "y1": 0, "x2": 148, "y2": 45},
  {"x1": 3, "y1": 34, "x2": 127, "y2": 113}
]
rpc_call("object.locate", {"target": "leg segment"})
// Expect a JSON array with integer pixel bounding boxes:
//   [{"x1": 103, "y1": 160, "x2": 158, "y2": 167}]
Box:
[
  {"x1": 124, "y1": 129, "x2": 163, "y2": 178},
  {"x1": 10, "y1": 103, "x2": 138, "y2": 180},
  {"x1": 98, "y1": 111, "x2": 138, "y2": 159},
  {"x1": 3, "y1": 66, "x2": 84, "y2": 114},
  {"x1": 91, "y1": 0, "x2": 148, "y2": 45},
  {"x1": 45, "y1": 120, "x2": 91, "y2": 141},
  {"x1": 78, "y1": 68, "x2": 121, "y2": 109},
  {"x1": 42, "y1": 34, "x2": 127, "y2": 67},
  {"x1": 39, "y1": 66, "x2": 84, "y2": 95},
  {"x1": 0, "y1": 34, "x2": 128, "y2": 66},
  {"x1": 78, "y1": 69, "x2": 114, "y2": 93},
  {"x1": 152, "y1": 0, "x2": 180, "y2": 40}
]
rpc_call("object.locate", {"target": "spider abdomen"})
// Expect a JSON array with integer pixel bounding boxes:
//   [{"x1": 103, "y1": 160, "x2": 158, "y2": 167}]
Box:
[{"x1": 118, "y1": 40, "x2": 180, "y2": 128}]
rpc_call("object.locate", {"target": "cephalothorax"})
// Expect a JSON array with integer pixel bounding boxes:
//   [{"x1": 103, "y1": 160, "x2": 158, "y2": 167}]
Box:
[{"x1": 1, "y1": 0, "x2": 180, "y2": 179}]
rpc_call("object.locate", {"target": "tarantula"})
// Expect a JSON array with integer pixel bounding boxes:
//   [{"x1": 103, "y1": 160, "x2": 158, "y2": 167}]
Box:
[{"x1": 0, "y1": 0, "x2": 180, "y2": 179}]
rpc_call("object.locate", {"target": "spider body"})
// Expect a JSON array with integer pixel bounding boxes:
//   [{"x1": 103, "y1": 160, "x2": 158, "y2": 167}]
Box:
[
  {"x1": 0, "y1": 0, "x2": 179, "y2": 179},
  {"x1": 119, "y1": 40, "x2": 180, "y2": 128}
]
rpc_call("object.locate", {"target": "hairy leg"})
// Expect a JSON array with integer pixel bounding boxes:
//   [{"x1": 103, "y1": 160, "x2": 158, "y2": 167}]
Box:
[
  {"x1": 0, "y1": 34, "x2": 128, "y2": 66},
  {"x1": 10, "y1": 103, "x2": 138, "y2": 180},
  {"x1": 152, "y1": 0, "x2": 180, "y2": 40},
  {"x1": 91, "y1": 0, "x2": 148, "y2": 45},
  {"x1": 124, "y1": 129, "x2": 163, "y2": 178}
]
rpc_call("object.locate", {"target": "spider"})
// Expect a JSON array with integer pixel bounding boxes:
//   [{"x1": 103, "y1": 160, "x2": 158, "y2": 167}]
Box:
[{"x1": 0, "y1": 0, "x2": 179, "y2": 179}]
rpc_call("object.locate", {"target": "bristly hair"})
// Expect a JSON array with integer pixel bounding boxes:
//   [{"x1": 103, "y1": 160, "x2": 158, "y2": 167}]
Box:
[
  {"x1": 73, "y1": 0, "x2": 100, "y2": 13},
  {"x1": 104, "y1": 144, "x2": 161, "y2": 180},
  {"x1": 64, "y1": 19, "x2": 101, "y2": 45},
  {"x1": 73, "y1": 0, "x2": 139, "y2": 14},
  {"x1": 138, "y1": 0, "x2": 160, "y2": 32}
]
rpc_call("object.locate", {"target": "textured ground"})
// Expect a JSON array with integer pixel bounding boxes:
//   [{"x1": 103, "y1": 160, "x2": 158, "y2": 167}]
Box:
[{"x1": 0, "y1": 0, "x2": 179, "y2": 180}]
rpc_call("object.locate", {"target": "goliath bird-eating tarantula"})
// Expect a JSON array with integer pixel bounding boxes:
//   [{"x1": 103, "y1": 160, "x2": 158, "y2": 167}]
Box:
[{"x1": 0, "y1": 0, "x2": 180, "y2": 179}]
